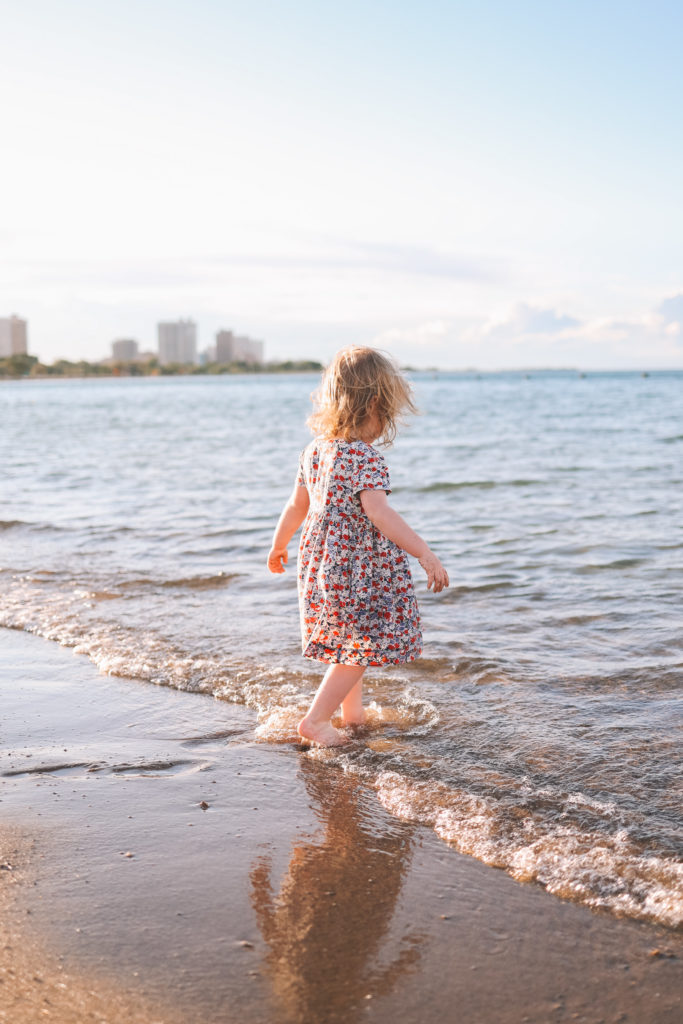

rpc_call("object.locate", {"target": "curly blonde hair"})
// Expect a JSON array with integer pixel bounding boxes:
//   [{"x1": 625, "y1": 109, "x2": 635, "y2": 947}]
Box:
[{"x1": 307, "y1": 346, "x2": 417, "y2": 445}]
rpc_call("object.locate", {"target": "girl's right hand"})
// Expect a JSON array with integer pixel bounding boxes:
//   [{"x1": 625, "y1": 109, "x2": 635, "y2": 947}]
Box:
[
  {"x1": 267, "y1": 547, "x2": 288, "y2": 574},
  {"x1": 418, "y1": 550, "x2": 449, "y2": 593}
]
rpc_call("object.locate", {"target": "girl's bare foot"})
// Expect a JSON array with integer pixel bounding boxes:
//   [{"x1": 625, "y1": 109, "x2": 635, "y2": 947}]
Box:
[{"x1": 297, "y1": 716, "x2": 350, "y2": 747}]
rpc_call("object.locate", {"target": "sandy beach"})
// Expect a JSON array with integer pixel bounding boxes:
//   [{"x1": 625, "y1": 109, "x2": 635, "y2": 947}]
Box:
[{"x1": 1, "y1": 627, "x2": 681, "y2": 1023}]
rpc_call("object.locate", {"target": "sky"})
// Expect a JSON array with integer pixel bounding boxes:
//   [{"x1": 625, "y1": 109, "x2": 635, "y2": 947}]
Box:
[{"x1": 1, "y1": 0, "x2": 683, "y2": 369}]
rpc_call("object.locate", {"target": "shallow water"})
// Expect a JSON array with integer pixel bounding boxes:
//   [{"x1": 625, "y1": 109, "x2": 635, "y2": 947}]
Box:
[{"x1": 1, "y1": 370, "x2": 682, "y2": 927}]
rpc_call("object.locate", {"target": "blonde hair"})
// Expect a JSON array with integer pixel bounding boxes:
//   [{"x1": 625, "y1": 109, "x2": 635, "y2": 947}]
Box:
[{"x1": 307, "y1": 346, "x2": 417, "y2": 445}]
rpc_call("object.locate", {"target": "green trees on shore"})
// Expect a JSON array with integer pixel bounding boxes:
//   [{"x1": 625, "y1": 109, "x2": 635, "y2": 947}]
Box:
[{"x1": 0, "y1": 355, "x2": 323, "y2": 379}]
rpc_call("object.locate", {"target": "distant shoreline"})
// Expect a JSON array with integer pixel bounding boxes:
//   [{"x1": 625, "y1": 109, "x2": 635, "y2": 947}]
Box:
[
  {"x1": 2, "y1": 364, "x2": 682, "y2": 381},
  {"x1": 0, "y1": 355, "x2": 324, "y2": 380}
]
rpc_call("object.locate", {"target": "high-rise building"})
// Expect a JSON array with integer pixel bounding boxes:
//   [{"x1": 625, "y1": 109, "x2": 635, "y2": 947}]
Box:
[
  {"x1": 112, "y1": 338, "x2": 139, "y2": 361},
  {"x1": 157, "y1": 319, "x2": 197, "y2": 365},
  {"x1": 0, "y1": 315, "x2": 28, "y2": 357},
  {"x1": 215, "y1": 329, "x2": 263, "y2": 364},
  {"x1": 215, "y1": 330, "x2": 236, "y2": 363}
]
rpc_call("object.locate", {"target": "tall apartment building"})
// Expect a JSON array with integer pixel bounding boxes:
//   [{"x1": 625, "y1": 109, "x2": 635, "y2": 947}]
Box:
[
  {"x1": 215, "y1": 330, "x2": 236, "y2": 362},
  {"x1": 0, "y1": 315, "x2": 28, "y2": 357},
  {"x1": 215, "y1": 329, "x2": 264, "y2": 365},
  {"x1": 112, "y1": 338, "x2": 139, "y2": 361},
  {"x1": 157, "y1": 319, "x2": 197, "y2": 365}
]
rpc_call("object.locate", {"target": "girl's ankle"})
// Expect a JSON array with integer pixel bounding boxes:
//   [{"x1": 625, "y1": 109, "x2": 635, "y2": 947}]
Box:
[{"x1": 341, "y1": 707, "x2": 366, "y2": 725}]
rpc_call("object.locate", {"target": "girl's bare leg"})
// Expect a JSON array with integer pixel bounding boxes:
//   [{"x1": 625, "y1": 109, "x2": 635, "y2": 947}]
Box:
[
  {"x1": 298, "y1": 664, "x2": 366, "y2": 746},
  {"x1": 340, "y1": 680, "x2": 366, "y2": 726}
]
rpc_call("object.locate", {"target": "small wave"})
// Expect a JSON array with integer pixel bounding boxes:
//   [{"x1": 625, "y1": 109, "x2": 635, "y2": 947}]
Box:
[
  {"x1": 417, "y1": 479, "x2": 541, "y2": 493},
  {"x1": 453, "y1": 658, "x2": 511, "y2": 685},
  {"x1": 0, "y1": 583, "x2": 317, "y2": 712},
  {"x1": 576, "y1": 558, "x2": 647, "y2": 574},
  {"x1": 0, "y1": 519, "x2": 25, "y2": 531},
  {"x1": 550, "y1": 612, "x2": 607, "y2": 626},
  {"x1": 660, "y1": 434, "x2": 683, "y2": 443},
  {"x1": 0, "y1": 518, "x2": 70, "y2": 535},
  {"x1": 438, "y1": 581, "x2": 515, "y2": 602},
  {"x1": 419, "y1": 480, "x2": 496, "y2": 492},
  {"x1": 82, "y1": 573, "x2": 241, "y2": 601},
  {"x1": 374, "y1": 771, "x2": 683, "y2": 929},
  {"x1": 127, "y1": 572, "x2": 240, "y2": 592},
  {"x1": 198, "y1": 525, "x2": 266, "y2": 539}
]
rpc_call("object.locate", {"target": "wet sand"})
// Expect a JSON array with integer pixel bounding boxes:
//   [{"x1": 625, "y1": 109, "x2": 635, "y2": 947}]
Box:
[{"x1": 1, "y1": 627, "x2": 681, "y2": 1024}]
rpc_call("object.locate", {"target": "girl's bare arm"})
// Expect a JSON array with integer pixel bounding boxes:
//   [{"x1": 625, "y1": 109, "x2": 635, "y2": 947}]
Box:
[
  {"x1": 267, "y1": 485, "x2": 310, "y2": 573},
  {"x1": 360, "y1": 489, "x2": 449, "y2": 592}
]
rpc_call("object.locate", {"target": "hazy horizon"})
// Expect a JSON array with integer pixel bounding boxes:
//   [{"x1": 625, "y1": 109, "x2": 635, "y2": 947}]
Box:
[{"x1": 2, "y1": 0, "x2": 683, "y2": 370}]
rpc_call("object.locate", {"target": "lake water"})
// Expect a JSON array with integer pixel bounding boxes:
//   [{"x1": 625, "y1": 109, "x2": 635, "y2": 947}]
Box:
[{"x1": 1, "y1": 370, "x2": 682, "y2": 928}]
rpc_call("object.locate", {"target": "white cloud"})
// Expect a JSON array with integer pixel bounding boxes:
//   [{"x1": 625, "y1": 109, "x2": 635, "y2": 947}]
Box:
[
  {"x1": 571, "y1": 310, "x2": 683, "y2": 365},
  {"x1": 370, "y1": 294, "x2": 683, "y2": 370},
  {"x1": 481, "y1": 303, "x2": 582, "y2": 339}
]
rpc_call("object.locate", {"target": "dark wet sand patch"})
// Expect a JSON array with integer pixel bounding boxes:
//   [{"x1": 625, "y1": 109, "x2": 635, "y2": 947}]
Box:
[{"x1": 2, "y1": 761, "x2": 95, "y2": 778}]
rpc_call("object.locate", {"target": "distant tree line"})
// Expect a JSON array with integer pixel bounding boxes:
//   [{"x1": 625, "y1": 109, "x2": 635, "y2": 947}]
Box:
[{"x1": 0, "y1": 354, "x2": 324, "y2": 379}]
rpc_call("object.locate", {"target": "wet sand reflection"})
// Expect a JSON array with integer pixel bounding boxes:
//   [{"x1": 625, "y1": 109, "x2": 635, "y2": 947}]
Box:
[{"x1": 250, "y1": 758, "x2": 424, "y2": 1023}]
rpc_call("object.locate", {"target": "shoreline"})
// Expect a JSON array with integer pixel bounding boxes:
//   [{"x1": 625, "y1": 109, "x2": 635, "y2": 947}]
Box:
[
  {"x1": 1, "y1": 627, "x2": 682, "y2": 1023},
  {"x1": 4, "y1": 368, "x2": 683, "y2": 383},
  {"x1": 0, "y1": 368, "x2": 323, "y2": 382}
]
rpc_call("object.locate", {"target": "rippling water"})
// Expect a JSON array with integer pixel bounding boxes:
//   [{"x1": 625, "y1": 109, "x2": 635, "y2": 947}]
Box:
[{"x1": 2, "y1": 371, "x2": 682, "y2": 928}]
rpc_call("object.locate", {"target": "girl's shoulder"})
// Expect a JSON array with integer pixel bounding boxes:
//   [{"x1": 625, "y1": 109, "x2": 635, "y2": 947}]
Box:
[
  {"x1": 346, "y1": 440, "x2": 386, "y2": 463},
  {"x1": 303, "y1": 435, "x2": 333, "y2": 457}
]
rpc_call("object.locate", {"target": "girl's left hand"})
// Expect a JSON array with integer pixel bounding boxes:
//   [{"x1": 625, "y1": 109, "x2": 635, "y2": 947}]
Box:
[
  {"x1": 418, "y1": 549, "x2": 449, "y2": 593},
  {"x1": 267, "y1": 547, "x2": 288, "y2": 574}
]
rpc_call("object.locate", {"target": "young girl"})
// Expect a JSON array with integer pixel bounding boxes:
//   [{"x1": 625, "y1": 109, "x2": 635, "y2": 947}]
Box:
[{"x1": 267, "y1": 346, "x2": 449, "y2": 747}]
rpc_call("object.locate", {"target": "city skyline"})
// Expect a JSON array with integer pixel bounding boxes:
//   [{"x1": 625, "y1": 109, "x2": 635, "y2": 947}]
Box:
[
  {"x1": 1, "y1": 313, "x2": 267, "y2": 367},
  {"x1": 2, "y1": 1, "x2": 683, "y2": 369},
  {"x1": 1, "y1": 319, "x2": 268, "y2": 366}
]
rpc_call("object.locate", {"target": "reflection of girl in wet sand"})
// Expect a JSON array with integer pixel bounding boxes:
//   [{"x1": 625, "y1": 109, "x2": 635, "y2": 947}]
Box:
[
  {"x1": 250, "y1": 761, "x2": 423, "y2": 1023},
  {"x1": 267, "y1": 346, "x2": 448, "y2": 747}
]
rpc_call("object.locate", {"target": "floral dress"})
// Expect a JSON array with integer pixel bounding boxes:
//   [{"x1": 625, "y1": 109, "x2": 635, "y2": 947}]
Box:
[{"x1": 296, "y1": 437, "x2": 422, "y2": 666}]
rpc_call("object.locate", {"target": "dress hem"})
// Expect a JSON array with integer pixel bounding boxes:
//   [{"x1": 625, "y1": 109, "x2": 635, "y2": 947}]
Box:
[{"x1": 302, "y1": 645, "x2": 423, "y2": 667}]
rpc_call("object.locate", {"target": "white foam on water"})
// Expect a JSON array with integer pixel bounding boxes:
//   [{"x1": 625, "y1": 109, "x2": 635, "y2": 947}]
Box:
[{"x1": 374, "y1": 770, "x2": 683, "y2": 929}]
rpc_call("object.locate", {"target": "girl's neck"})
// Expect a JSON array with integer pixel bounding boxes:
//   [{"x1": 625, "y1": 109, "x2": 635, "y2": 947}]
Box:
[{"x1": 353, "y1": 411, "x2": 381, "y2": 445}]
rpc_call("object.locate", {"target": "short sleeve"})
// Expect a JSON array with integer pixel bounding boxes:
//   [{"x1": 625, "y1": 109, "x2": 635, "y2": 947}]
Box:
[
  {"x1": 349, "y1": 444, "x2": 391, "y2": 495},
  {"x1": 296, "y1": 449, "x2": 307, "y2": 487}
]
